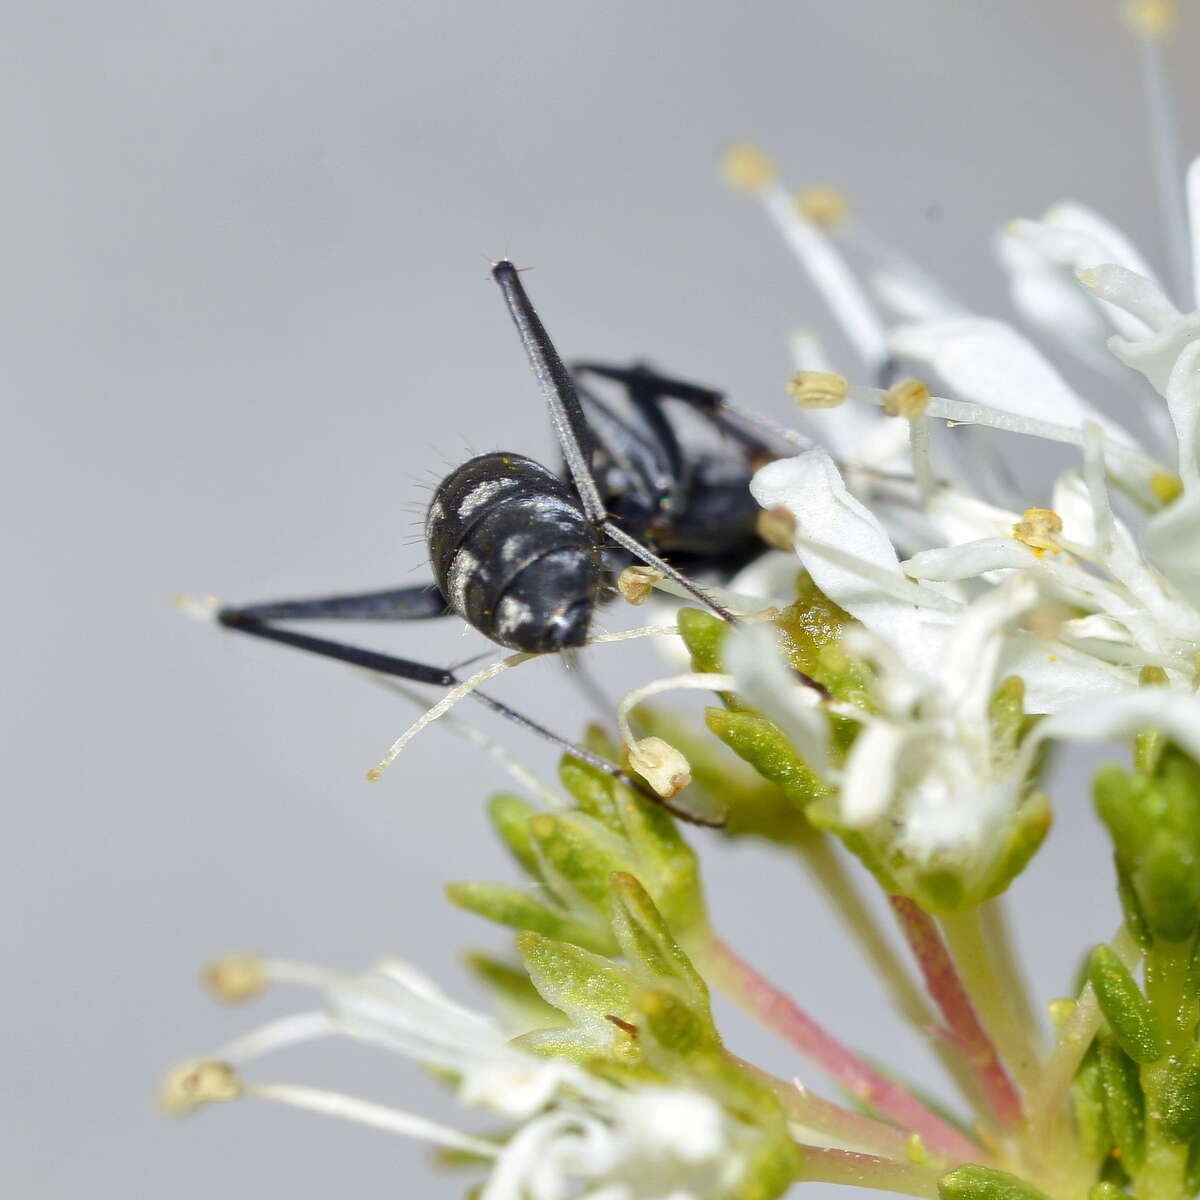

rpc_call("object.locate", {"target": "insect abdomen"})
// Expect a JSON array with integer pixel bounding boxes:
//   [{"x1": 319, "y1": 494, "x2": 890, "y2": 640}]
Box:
[{"x1": 426, "y1": 452, "x2": 603, "y2": 652}]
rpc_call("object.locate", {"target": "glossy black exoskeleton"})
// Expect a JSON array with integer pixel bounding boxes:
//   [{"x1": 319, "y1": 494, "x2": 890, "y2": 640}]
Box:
[{"x1": 213, "y1": 262, "x2": 784, "y2": 823}]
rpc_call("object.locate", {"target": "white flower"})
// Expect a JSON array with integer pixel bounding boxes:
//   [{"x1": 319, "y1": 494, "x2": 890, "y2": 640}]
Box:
[
  {"x1": 711, "y1": 132, "x2": 1200, "y2": 878},
  {"x1": 164, "y1": 955, "x2": 762, "y2": 1200}
]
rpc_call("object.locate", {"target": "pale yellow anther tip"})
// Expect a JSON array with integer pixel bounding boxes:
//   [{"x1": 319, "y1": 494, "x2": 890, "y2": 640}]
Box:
[
  {"x1": 205, "y1": 955, "x2": 267, "y2": 1003},
  {"x1": 1126, "y1": 0, "x2": 1176, "y2": 37},
  {"x1": 628, "y1": 737, "x2": 692, "y2": 798},
  {"x1": 883, "y1": 378, "x2": 930, "y2": 420},
  {"x1": 786, "y1": 370, "x2": 848, "y2": 410},
  {"x1": 1013, "y1": 508, "x2": 1064, "y2": 553},
  {"x1": 1075, "y1": 266, "x2": 1100, "y2": 289},
  {"x1": 720, "y1": 143, "x2": 776, "y2": 194},
  {"x1": 756, "y1": 506, "x2": 798, "y2": 552},
  {"x1": 1139, "y1": 665, "x2": 1169, "y2": 687},
  {"x1": 161, "y1": 1059, "x2": 244, "y2": 1115},
  {"x1": 1151, "y1": 470, "x2": 1184, "y2": 506},
  {"x1": 617, "y1": 565, "x2": 663, "y2": 606},
  {"x1": 795, "y1": 185, "x2": 850, "y2": 229}
]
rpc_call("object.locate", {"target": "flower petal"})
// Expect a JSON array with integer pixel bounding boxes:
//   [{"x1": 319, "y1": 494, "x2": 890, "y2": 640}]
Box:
[{"x1": 889, "y1": 316, "x2": 1139, "y2": 448}]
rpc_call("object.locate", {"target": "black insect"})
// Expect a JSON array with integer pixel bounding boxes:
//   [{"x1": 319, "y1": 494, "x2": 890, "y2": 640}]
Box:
[{"x1": 214, "y1": 261, "x2": 785, "y2": 823}]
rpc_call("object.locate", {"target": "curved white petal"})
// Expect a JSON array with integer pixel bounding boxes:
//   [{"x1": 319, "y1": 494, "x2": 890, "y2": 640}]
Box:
[
  {"x1": 840, "y1": 720, "x2": 908, "y2": 826},
  {"x1": 750, "y1": 452, "x2": 951, "y2": 666},
  {"x1": 1076, "y1": 264, "x2": 1181, "y2": 333},
  {"x1": 889, "y1": 317, "x2": 1139, "y2": 449}
]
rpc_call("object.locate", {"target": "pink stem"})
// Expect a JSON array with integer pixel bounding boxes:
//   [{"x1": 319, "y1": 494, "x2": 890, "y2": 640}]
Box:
[
  {"x1": 888, "y1": 896, "x2": 1023, "y2": 1128},
  {"x1": 699, "y1": 933, "x2": 980, "y2": 1163}
]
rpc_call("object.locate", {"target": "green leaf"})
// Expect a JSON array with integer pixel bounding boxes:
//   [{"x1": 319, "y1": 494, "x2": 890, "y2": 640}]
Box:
[
  {"x1": 677, "y1": 607, "x2": 730, "y2": 678},
  {"x1": 609, "y1": 872, "x2": 710, "y2": 1018},
  {"x1": 1088, "y1": 945, "x2": 1162, "y2": 1064},
  {"x1": 704, "y1": 707, "x2": 825, "y2": 810},
  {"x1": 1071, "y1": 1041, "x2": 1112, "y2": 1162},
  {"x1": 937, "y1": 1164, "x2": 1054, "y2": 1200},
  {"x1": 634, "y1": 987, "x2": 717, "y2": 1059},
  {"x1": 486, "y1": 794, "x2": 542, "y2": 879},
  {"x1": 1115, "y1": 862, "x2": 1153, "y2": 952},
  {"x1": 1087, "y1": 1183, "x2": 1127, "y2": 1200},
  {"x1": 518, "y1": 931, "x2": 635, "y2": 1027},
  {"x1": 445, "y1": 883, "x2": 615, "y2": 955},
  {"x1": 462, "y1": 953, "x2": 567, "y2": 1033},
  {"x1": 528, "y1": 812, "x2": 633, "y2": 918},
  {"x1": 1099, "y1": 1037, "x2": 1146, "y2": 1170}
]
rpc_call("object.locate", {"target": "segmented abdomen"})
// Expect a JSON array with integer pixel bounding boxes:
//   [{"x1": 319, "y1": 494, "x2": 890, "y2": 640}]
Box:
[{"x1": 426, "y1": 452, "x2": 603, "y2": 652}]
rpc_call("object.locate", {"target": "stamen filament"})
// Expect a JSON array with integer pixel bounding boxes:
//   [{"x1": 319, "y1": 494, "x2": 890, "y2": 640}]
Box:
[{"x1": 246, "y1": 1082, "x2": 499, "y2": 1158}]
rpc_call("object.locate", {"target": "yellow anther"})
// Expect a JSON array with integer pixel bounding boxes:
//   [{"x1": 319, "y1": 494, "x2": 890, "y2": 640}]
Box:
[
  {"x1": 795, "y1": 185, "x2": 850, "y2": 229},
  {"x1": 161, "y1": 1059, "x2": 244, "y2": 1115},
  {"x1": 1012, "y1": 508, "x2": 1063, "y2": 553},
  {"x1": 1150, "y1": 470, "x2": 1184, "y2": 505},
  {"x1": 786, "y1": 370, "x2": 848, "y2": 409},
  {"x1": 756, "y1": 506, "x2": 798, "y2": 552},
  {"x1": 628, "y1": 737, "x2": 692, "y2": 798},
  {"x1": 720, "y1": 143, "x2": 776, "y2": 194},
  {"x1": 1126, "y1": 0, "x2": 1176, "y2": 37},
  {"x1": 617, "y1": 565, "x2": 663, "y2": 606},
  {"x1": 1139, "y1": 665, "x2": 1169, "y2": 687},
  {"x1": 205, "y1": 955, "x2": 267, "y2": 1003},
  {"x1": 883, "y1": 378, "x2": 931, "y2": 419}
]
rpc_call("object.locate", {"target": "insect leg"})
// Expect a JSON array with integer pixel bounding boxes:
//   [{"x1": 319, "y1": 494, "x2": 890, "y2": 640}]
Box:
[
  {"x1": 492, "y1": 263, "x2": 738, "y2": 625},
  {"x1": 215, "y1": 613, "x2": 714, "y2": 818},
  {"x1": 491, "y1": 260, "x2": 606, "y2": 523},
  {"x1": 573, "y1": 361, "x2": 783, "y2": 460},
  {"x1": 220, "y1": 583, "x2": 448, "y2": 623}
]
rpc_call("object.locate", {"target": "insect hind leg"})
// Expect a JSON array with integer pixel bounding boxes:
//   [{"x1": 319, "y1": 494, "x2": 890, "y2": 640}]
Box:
[
  {"x1": 220, "y1": 583, "x2": 448, "y2": 624},
  {"x1": 215, "y1": 611, "x2": 713, "y2": 820}
]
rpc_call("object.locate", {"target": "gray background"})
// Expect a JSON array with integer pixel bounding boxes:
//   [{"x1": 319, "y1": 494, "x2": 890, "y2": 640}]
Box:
[{"x1": 8, "y1": 2, "x2": 1198, "y2": 1196}]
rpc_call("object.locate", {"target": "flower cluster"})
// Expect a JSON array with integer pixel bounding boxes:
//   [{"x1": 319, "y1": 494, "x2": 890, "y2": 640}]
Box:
[{"x1": 168, "y1": 5, "x2": 1200, "y2": 1199}]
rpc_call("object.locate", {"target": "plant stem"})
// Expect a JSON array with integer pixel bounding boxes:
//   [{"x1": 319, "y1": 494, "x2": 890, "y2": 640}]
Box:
[
  {"x1": 794, "y1": 1145, "x2": 943, "y2": 1198},
  {"x1": 980, "y1": 897, "x2": 1041, "y2": 1046},
  {"x1": 940, "y1": 907, "x2": 1042, "y2": 1095},
  {"x1": 890, "y1": 896, "x2": 1023, "y2": 1129},
  {"x1": 794, "y1": 834, "x2": 988, "y2": 1116},
  {"x1": 697, "y1": 931, "x2": 982, "y2": 1163},
  {"x1": 732, "y1": 1053, "x2": 928, "y2": 1163},
  {"x1": 1026, "y1": 925, "x2": 1141, "y2": 1154}
]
